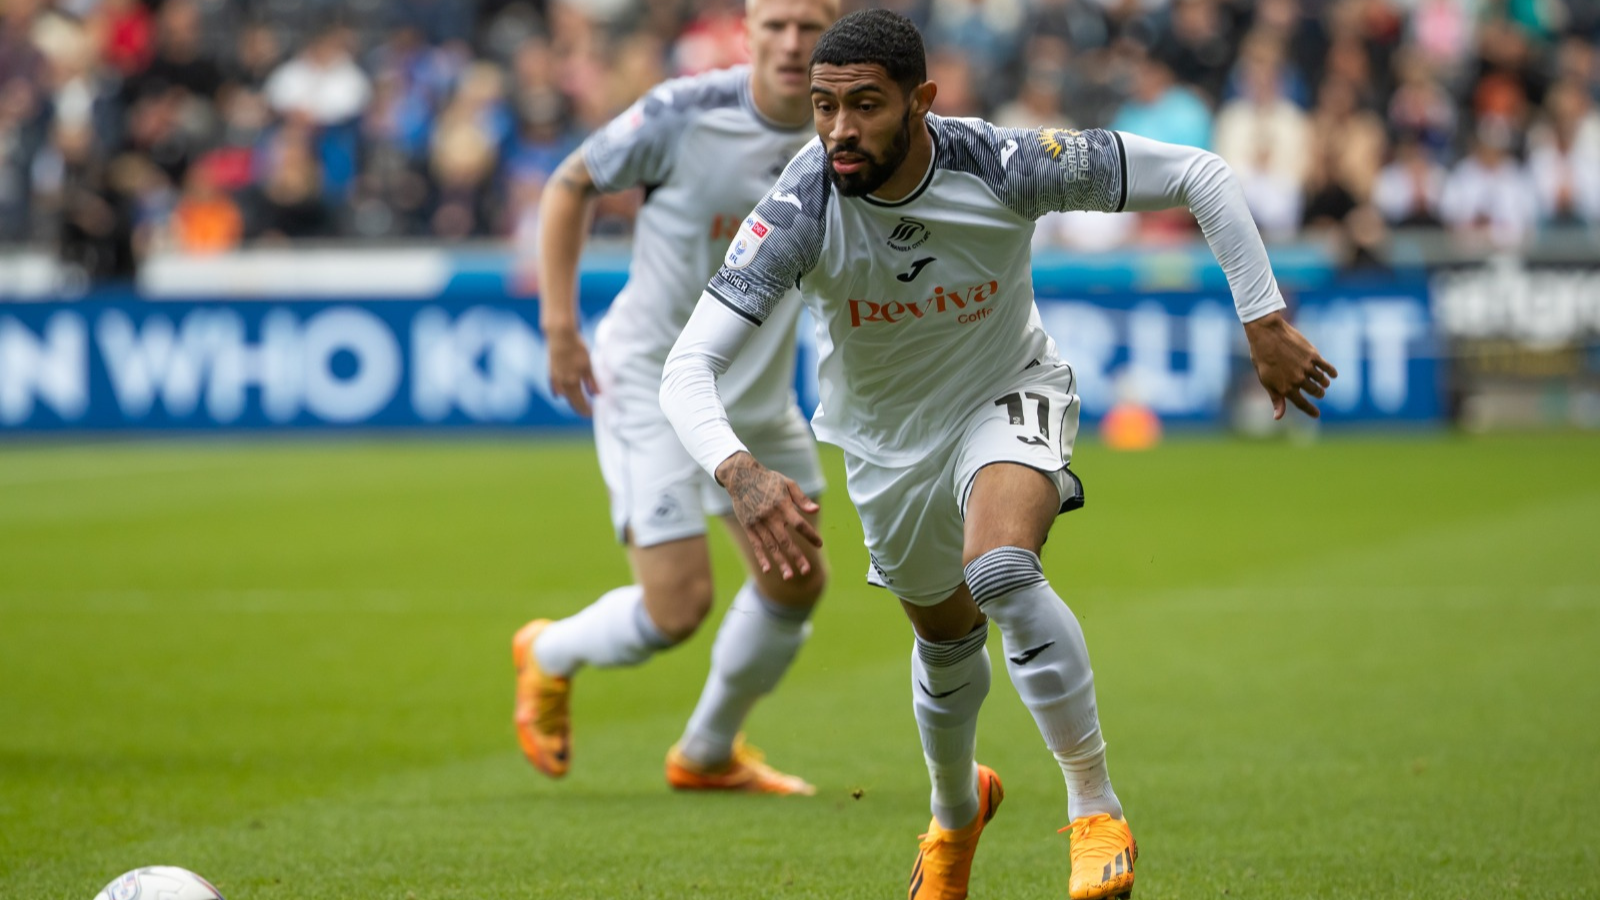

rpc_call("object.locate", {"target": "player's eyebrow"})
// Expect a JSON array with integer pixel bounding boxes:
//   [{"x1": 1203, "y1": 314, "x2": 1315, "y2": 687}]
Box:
[{"x1": 809, "y1": 83, "x2": 889, "y2": 98}]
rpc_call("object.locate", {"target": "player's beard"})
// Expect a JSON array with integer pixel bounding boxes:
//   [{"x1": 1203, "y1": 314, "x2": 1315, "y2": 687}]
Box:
[{"x1": 827, "y1": 109, "x2": 913, "y2": 197}]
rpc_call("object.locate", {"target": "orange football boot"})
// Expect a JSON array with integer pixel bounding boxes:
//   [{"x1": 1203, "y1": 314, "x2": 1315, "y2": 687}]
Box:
[
  {"x1": 665, "y1": 737, "x2": 815, "y2": 796},
  {"x1": 907, "y1": 765, "x2": 1005, "y2": 900},
  {"x1": 512, "y1": 619, "x2": 572, "y2": 778},
  {"x1": 1063, "y1": 813, "x2": 1138, "y2": 900}
]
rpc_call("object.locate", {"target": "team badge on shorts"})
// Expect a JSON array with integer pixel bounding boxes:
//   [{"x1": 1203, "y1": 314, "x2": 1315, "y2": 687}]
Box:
[{"x1": 725, "y1": 215, "x2": 771, "y2": 269}]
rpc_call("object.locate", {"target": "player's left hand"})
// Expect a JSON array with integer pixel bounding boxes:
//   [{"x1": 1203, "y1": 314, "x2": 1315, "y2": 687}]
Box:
[
  {"x1": 715, "y1": 451, "x2": 822, "y2": 580},
  {"x1": 1244, "y1": 310, "x2": 1338, "y2": 419}
]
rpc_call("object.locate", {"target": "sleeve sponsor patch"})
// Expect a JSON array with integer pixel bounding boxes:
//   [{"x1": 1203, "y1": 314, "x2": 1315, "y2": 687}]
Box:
[
  {"x1": 724, "y1": 214, "x2": 771, "y2": 269},
  {"x1": 1038, "y1": 127, "x2": 1092, "y2": 182}
]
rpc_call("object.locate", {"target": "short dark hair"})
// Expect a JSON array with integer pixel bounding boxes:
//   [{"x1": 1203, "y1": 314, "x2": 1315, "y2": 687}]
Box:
[{"x1": 810, "y1": 9, "x2": 927, "y2": 94}]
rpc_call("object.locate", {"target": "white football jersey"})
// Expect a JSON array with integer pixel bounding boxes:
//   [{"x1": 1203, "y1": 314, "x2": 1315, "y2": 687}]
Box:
[
  {"x1": 706, "y1": 116, "x2": 1142, "y2": 464},
  {"x1": 582, "y1": 66, "x2": 815, "y2": 423}
]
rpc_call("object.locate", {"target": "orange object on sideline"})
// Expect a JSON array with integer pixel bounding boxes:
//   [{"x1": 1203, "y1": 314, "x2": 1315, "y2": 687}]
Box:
[
  {"x1": 171, "y1": 197, "x2": 243, "y2": 255},
  {"x1": 1100, "y1": 403, "x2": 1162, "y2": 451}
]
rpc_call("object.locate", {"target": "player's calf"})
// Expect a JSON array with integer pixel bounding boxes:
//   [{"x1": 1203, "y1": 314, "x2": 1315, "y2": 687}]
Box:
[
  {"x1": 676, "y1": 580, "x2": 815, "y2": 769},
  {"x1": 966, "y1": 547, "x2": 1124, "y2": 822}
]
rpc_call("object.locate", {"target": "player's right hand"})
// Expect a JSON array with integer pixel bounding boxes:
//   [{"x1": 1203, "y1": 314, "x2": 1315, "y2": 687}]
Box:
[
  {"x1": 546, "y1": 328, "x2": 599, "y2": 417},
  {"x1": 716, "y1": 452, "x2": 823, "y2": 581},
  {"x1": 1244, "y1": 310, "x2": 1338, "y2": 420}
]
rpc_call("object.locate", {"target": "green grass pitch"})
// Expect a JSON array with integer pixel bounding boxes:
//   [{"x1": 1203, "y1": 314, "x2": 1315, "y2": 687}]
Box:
[{"x1": 2, "y1": 433, "x2": 1597, "y2": 899}]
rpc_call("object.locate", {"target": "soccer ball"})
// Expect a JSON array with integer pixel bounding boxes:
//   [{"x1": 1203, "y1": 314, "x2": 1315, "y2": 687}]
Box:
[{"x1": 93, "y1": 866, "x2": 225, "y2": 900}]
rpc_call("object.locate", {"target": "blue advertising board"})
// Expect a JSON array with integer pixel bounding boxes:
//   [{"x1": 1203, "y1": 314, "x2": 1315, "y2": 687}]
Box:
[
  {"x1": 0, "y1": 285, "x2": 1438, "y2": 433},
  {"x1": 1032, "y1": 287, "x2": 1440, "y2": 424}
]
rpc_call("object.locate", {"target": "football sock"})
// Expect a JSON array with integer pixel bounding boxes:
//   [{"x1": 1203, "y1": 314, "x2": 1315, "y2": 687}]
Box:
[
  {"x1": 533, "y1": 585, "x2": 675, "y2": 678},
  {"x1": 966, "y1": 547, "x2": 1124, "y2": 821},
  {"x1": 678, "y1": 581, "x2": 812, "y2": 767},
  {"x1": 912, "y1": 622, "x2": 992, "y2": 830}
]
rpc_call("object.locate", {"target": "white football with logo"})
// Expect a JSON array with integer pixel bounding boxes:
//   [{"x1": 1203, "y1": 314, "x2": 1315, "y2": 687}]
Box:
[{"x1": 93, "y1": 866, "x2": 225, "y2": 900}]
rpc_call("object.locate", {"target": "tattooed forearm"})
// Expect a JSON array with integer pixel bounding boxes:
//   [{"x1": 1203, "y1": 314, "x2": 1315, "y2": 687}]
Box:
[{"x1": 554, "y1": 155, "x2": 599, "y2": 196}]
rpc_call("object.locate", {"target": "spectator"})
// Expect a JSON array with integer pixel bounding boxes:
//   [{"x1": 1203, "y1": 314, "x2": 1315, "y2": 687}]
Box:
[
  {"x1": 927, "y1": 0, "x2": 1026, "y2": 105},
  {"x1": 1527, "y1": 79, "x2": 1600, "y2": 225},
  {"x1": 428, "y1": 106, "x2": 499, "y2": 240},
  {"x1": 1110, "y1": 52, "x2": 1213, "y2": 149},
  {"x1": 57, "y1": 123, "x2": 135, "y2": 281},
  {"x1": 1323, "y1": 31, "x2": 1381, "y2": 111},
  {"x1": 1468, "y1": 16, "x2": 1549, "y2": 135},
  {"x1": 1153, "y1": 0, "x2": 1235, "y2": 106},
  {"x1": 169, "y1": 156, "x2": 243, "y2": 254},
  {"x1": 126, "y1": 0, "x2": 223, "y2": 106},
  {"x1": 1214, "y1": 35, "x2": 1311, "y2": 236},
  {"x1": 1374, "y1": 137, "x2": 1446, "y2": 227},
  {"x1": 1554, "y1": 36, "x2": 1598, "y2": 102},
  {"x1": 0, "y1": 0, "x2": 49, "y2": 240},
  {"x1": 1308, "y1": 77, "x2": 1387, "y2": 204},
  {"x1": 1439, "y1": 120, "x2": 1539, "y2": 246},
  {"x1": 245, "y1": 126, "x2": 332, "y2": 239},
  {"x1": 1302, "y1": 145, "x2": 1357, "y2": 236},
  {"x1": 673, "y1": 0, "x2": 747, "y2": 74},
  {"x1": 107, "y1": 150, "x2": 175, "y2": 260},
  {"x1": 995, "y1": 64, "x2": 1072, "y2": 130},
  {"x1": 1222, "y1": 27, "x2": 1311, "y2": 110},
  {"x1": 509, "y1": 35, "x2": 571, "y2": 138},
  {"x1": 1387, "y1": 50, "x2": 1457, "y2": 157},
  {"x1": 227, "y1": 22, "x2": 283, "y2": 93},
  {"x1": 393, "y1": 0, "x2": 476, "y2": 46},
  {"x1": 927, "y1": 48, "x2": 982, "y2": 118},
  {"x1": 1408, "y1": 0, "x2": 1473, "y2": 71},
  {"x1": 92, "y1": 0, "x2": 155, "y2": 78},
  {"x1": 264, "y1": 26, "x2": 372, "y2": 126},
  {"x1": 121, "y1": 89, "x2": 198, "y2": 187},
  {"x1": 348, "y1": 144, "x2": 430, "y2": 239},
  {"x1": 1023, "y1": 0, "x2": 1110, "y2": 53},
  {"x1": 0, "y1": 0, "x2": 1594, "y2": 263}
]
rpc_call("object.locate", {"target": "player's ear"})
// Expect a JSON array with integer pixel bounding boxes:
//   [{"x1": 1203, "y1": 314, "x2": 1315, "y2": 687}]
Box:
[{"x1": 909, "y1": 81, "x2": 937, "y2": 118}]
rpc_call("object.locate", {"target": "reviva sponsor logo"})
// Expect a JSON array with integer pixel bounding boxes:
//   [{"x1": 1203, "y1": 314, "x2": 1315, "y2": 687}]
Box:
[{"x1": 848, "y1": 280, "x2": 1001, "y2": 328}]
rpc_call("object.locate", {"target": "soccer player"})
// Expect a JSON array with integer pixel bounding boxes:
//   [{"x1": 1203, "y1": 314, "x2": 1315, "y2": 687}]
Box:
[
  {"x1": 513, "y1": 0, "x2": 840, "y2": 795},
  {"x1": 659, "y1": 9, "x2": 1337, "y2": 899}
]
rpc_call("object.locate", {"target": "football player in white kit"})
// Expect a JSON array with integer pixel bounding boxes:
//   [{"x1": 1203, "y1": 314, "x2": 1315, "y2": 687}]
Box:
[
  {"x1": 660, "y1": 9, "x2": 1337, "y2": 899},
  {"x1": 513, "y1": 0, "x2": 840, "y2": 796}
]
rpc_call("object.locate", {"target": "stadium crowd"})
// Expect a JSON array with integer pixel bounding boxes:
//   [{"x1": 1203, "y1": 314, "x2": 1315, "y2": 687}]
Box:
[{"x1": 1, "y1": 0, "x2": 1598, "y2": 279}]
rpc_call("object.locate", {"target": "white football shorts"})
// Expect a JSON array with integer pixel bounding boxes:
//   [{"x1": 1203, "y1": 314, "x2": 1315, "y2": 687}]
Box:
[
  {"x1": 845, "y1": 362, "x2": 1084, "y2": 606},
  {"x1": 592, "y1": 363, "x2": 825, "y2": 549}
]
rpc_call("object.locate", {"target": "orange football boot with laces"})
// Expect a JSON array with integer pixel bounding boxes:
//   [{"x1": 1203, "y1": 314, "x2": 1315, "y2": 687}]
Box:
[
  {"x1": 512, "y1": 619, "x2": 572, "y2": 778},
  {"x1": 1063, "y1": 813, "x2": 1138, "y2": 900},
  {"x1": 907, "y1": 765, "x2": 1004, "y2": 900},
  {"x1": 664, "y1": 737, "x2": 815, "y2": 796}
]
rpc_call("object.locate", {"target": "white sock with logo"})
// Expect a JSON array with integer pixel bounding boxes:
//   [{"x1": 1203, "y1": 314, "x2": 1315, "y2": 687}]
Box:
[
  {"x1": 533, "y1": 585, "x2": 676, "y2": 678},
  {"x1": 678, "y1": 581, "x2": 812, "y2": 767},
  {"x1": 965, "y1": 547, "x2": 1123, "y2": 821},
  {"x1": 912, "y1": 623, "x2": 992, "y2": 830}
]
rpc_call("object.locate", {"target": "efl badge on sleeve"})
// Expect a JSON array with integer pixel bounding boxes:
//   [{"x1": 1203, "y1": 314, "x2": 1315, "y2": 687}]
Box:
[{"x1": 725, "y1": 215, "x2": 771, "y2": 269}]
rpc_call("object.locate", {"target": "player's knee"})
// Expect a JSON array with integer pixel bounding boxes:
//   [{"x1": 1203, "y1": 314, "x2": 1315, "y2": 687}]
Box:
[
  {"x1": 963, "y1": 546, "x2": 1047, "y2": 609},
  {"x1": 641, "y1": 575, "x2": 715, "y2": 642},
  {"x1": 759, "y1": 557, "x2": 828, "y2": 608}
]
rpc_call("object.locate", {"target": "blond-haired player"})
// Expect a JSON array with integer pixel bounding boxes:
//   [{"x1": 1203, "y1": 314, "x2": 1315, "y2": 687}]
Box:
[{"x1": 513, "y1": 0, "x2": 840, "y2": 795}]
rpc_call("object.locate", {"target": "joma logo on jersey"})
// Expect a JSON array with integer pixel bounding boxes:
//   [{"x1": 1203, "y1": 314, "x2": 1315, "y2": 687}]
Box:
[
  {"x1": 886, "y1": 216, "x2": 931, "y2": 251},
  {"x1": 848, "y1": 280, "x2": 1001, "y2": 327}
]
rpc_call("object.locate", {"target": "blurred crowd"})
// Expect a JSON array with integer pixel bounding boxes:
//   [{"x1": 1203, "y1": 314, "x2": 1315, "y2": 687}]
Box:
[{"x1": 2, "y1": 0, "x2": 1600, "y2": 280}]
